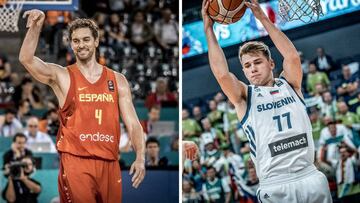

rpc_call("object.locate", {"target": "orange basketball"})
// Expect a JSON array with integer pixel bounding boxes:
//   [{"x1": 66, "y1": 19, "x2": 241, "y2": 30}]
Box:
[
  {"x1": 0, "y1": 0, "x2": 7, "y2": 6},
  {"x1": 208, "y1": 0, "x2": 247, "y2": 24},
  {"x1": 183, "y1": 141, "x2": 199, "y2": 161}
]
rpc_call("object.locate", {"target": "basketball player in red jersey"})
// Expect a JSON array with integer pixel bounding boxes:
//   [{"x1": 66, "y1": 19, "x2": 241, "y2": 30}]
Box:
[{"x1": 19, "y1": 10, "x2": 145, "y2": 203}]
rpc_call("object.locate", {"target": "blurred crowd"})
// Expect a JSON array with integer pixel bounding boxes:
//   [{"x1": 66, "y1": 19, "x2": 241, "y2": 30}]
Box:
[
  {"x1": 182, "y1": 47, "x2": 360, "y2": 203},
  {"x1": 41, "y1": 0, "x2": 179, "y2": 100}
]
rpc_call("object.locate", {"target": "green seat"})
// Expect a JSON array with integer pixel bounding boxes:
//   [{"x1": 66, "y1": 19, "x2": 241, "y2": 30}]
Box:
[
  {"x1": 120, "y1": 152, "x2": 136, "y2": 167},
  {"x1": 30, "y1": 109, "x2": 48, "y2": 118},
  {"x1": 159, "y1": 136, "x2": 172, "y2": 154},
  {"x1": 134, "y1": 100, "x2": 145, "y2": 106},
  {"x1": 33, "y1": 153, "x2": 59, "y2": 169},
  {"x1": 32, "y1": 169, "x2": 59, "y2": 203},
  {"x1": 0, "y1": 151, "x2": 4, "y2": 168},
  {"x1": 136, "y1": 107, "x2": 148, "y2": 120},
  {"x1": 0, "y1": 137, "x2": 12, "y2": 152},
  {"x1": 160, "y1": 108, "x2": 178, "y2": 122},
  {"x1": 1, "y1": 108, "x2": 47, "y2": 118},
  {"x1": 165, "y1": 151, "x2": 179, "y2": 166}
]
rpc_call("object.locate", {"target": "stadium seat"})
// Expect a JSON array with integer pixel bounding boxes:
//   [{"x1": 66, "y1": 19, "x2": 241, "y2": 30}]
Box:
[
  {"x1": 165, "y1": 151, "x2": 179, "y2": 166},
  {"x1": 159, "y1": 136, "x2": 172, "y2": 154},
  {"x1": 0, "y1": 151, "x2": 4, "y2": 168},
  {"x1": 160, "y1": 108, "x2": 178, "y2": 122},
  {"x1": 0, "y1": 137, "x2": 12, "y2": 152},
  {"x1": 120, "y1": 152, "x2": 136, "y2": 167},
  {"x1": 29, "y1": 109, "x2": 48, "y2": 118},
  {"x1": 33, "y1": 153, "x2": 59, "y2": 169},
  {"x1": 32, "y1": 169, "x2": 59, "y2": 203},
  {"x1": 136, "y1": 107, "x2": 149, "y2": 120},
  {"x1": 135, "y1": 100, "x2": 145, "y2": 106}
]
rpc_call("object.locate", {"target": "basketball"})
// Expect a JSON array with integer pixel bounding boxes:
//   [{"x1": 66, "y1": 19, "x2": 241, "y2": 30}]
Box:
[
  {"x1": 0, "y1": 0, "x2": 7, "y2": 6},
  {"x1": 208, "y1": 0, "x2": 247, "y2": 24},
  {"x1": 183, "y1": 141, "x2": 199, "y2": 161}
]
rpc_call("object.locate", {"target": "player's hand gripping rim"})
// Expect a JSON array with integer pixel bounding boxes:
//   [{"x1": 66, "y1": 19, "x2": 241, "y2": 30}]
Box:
[
  {"x1": 129, "y1": 159, "x2": 145, "y2": 188},
  {"x1": 245, "y1": 0, "x2": 266, "y2": 19}
]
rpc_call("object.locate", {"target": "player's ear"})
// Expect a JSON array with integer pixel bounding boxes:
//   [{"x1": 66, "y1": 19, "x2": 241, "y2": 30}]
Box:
[
  {"x1": 94, "y1": 37, "x2": 99, "y2": 48},
  {"x1": 270, "y1": 59, "x2": 275, "y2": 70}
]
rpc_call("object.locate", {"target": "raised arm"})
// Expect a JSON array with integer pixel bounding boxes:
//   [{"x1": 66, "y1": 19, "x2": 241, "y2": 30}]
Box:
[
  {"x1": 19, "y1": 10, "x2": 65, "y2": 86},
  {"x1": 246, "y1": 0, "x2": 302, "y2": 90},
  {"x1": 202, "y1": 0, "x2": 247, "y2": 105},
  {"x1": 115, "y1": 73, "x2": 145, "y2": 188}
]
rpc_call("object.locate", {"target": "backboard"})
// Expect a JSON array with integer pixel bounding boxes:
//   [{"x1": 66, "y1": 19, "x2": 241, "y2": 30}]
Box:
[{"x1": 22, "y1": 0, "x2": 78, "y2": 11}]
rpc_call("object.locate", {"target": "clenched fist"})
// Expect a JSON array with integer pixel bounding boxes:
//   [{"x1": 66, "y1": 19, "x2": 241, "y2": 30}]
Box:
[{"x1": 23, "y1": 9, "x2": 45, "y2": 28}]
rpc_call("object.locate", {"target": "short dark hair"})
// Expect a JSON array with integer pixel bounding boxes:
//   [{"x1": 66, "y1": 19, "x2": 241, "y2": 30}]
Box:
[
  {"x1": 309, "y1": 62, "x2": 317, "y2": 67},
  {"x1": 5, "y1": 108, "x2": 16, "y2": 115},
  {"x1": 146, "y1": 137, "x2": 159, "y2": 147},
  {"x1": 68, "y1": 18, "x2": 99, "y2": 40},
  {"x1": 13, "y1": 133, "x2": 27, "y2": 142}
]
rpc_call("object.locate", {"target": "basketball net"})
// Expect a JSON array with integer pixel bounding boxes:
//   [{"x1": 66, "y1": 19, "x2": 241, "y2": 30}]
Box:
[
  {"x1": 0, "y1": 0, "x2": 24, "y2": 32},
  {"x1": 278, "y1": 0, "x2": 323, "y2": 23}
]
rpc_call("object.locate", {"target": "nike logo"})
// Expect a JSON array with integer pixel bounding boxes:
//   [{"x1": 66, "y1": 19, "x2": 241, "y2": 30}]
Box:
[
  {"x1": 117, "y1": 179, "x2": 122, "y2": 183},
  {"x1": 78, "y1": 87, "x2": 88, "y2": 91}
]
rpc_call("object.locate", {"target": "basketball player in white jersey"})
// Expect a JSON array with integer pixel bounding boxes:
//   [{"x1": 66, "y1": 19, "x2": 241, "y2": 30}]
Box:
[{"x1": 202, "y1": 0, "x2": 332, "y2": 202}]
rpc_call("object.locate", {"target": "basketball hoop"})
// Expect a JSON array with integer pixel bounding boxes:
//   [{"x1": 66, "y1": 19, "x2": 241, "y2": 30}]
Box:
[
  {"x1": 278, "y1": 0, "x2": 323, "y2": 23},
  {"x1": 0, "y1": 0, "x2": 24, "y2": 32}
]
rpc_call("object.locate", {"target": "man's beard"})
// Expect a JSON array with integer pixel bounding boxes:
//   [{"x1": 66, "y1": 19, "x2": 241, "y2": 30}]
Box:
[{"x1": 76, "y1": 48, "x2": 94, "y2": 63}]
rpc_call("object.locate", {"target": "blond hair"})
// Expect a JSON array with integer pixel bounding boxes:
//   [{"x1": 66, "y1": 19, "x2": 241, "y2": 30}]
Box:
[{"x1": 239, "y1": 41, "x2": 271, "y2": 63}]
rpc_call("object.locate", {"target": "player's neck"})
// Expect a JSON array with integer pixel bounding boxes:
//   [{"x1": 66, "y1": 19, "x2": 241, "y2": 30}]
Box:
[
  {"x1": 263, "y1": 78, "x2": 275, "y2": 87},
  {"x1": 76, "y1": 58, "x2": 102, "y2": 74}
]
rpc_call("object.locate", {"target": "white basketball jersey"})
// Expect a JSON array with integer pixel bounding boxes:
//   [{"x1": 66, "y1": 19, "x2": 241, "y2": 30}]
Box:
[{"x1": 241, "y1": 77, "x2": 315, "y2": 182}]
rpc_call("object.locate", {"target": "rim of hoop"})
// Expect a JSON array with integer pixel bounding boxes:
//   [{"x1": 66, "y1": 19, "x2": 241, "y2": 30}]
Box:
[{"x1": 1, "y1": 0, "x2": 25, "y2": 5}]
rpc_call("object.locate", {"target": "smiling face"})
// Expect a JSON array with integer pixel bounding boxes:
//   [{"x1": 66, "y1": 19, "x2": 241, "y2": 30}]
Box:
[
  {"x1": 70, "y1": 28, "x2": 98, "y2": 63},
  {"x1": 241, "y1": 53, "x2": 274, "y2": 86}
]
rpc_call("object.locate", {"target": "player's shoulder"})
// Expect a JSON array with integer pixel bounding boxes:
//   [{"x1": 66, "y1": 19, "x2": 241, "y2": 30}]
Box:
[
  {"x1": 112, "y1": 71, "x2": 127, "y2": 84},
  {"x1": 111, "y1": 71, "x2": 131, "y2": 92}
]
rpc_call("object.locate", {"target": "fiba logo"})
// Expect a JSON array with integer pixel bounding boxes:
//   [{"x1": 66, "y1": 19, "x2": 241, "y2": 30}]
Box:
[{"x1": 79, "y1": 132, "x2": 115, "y2": 143}]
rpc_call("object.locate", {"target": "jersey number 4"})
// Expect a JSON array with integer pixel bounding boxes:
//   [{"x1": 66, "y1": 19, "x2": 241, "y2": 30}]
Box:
[
  {"x1": 273, "y1": 112, "x2": 292, "y2": 132},
  {"x1": 95, "y1": 109, "x2": 102, "y2": 125}
]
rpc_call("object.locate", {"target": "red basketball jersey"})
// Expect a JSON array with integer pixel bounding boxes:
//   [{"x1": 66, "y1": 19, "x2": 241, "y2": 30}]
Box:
[{"x1": 57, "y1": 64, "x2": 120, "y2": 160}]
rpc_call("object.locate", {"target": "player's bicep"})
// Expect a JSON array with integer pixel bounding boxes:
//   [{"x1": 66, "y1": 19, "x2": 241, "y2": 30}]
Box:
[
  {"x1": 21, "y1": 56, "x2": 62, "y2": 85},
  {"x1": 216, "y1": 73, "x2": 246, "y2": 104},
  {"x1": 282, "y1": 56, "x2": 303, "y2": 90},
  {"x1": 116, "y1": 74, "x2": 141, "y2": 130}
]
